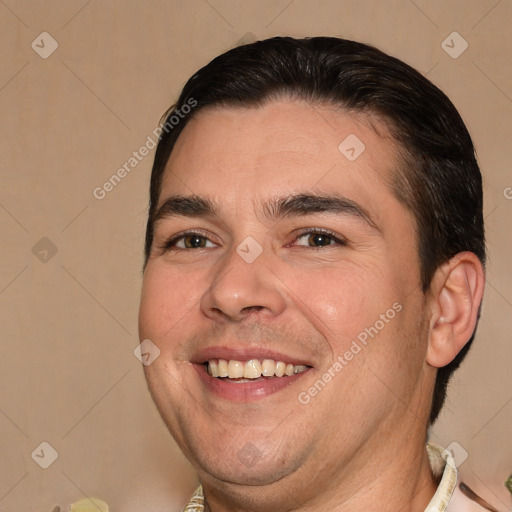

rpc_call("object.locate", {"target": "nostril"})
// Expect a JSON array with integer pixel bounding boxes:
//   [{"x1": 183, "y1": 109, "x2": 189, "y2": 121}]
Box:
[{"x1": 241, "y1": 305, "x2": 265, "y2": 314}]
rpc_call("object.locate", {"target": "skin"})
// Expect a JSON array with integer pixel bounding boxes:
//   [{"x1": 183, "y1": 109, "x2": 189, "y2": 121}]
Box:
[{"x1": 138, "y1": 99, "x2": 485, "y2": 512}]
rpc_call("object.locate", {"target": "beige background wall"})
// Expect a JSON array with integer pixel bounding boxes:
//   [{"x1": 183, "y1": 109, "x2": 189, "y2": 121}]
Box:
[{"x1": 1, "y1": 1, "x2": 511, "y2": 510}]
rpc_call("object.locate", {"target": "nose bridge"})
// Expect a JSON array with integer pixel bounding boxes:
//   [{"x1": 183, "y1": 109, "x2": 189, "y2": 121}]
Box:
[{"x1": 200, "y1": 237, "x2": 285, "y2": 321}]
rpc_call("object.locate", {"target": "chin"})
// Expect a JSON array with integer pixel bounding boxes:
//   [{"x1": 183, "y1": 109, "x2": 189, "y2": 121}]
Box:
[
  {"x1": 197, "y1": 453, "x2": 296, "y2": 487},
  {"x1": 183, "y1": 433, "x2": 305, "y2": 487}
]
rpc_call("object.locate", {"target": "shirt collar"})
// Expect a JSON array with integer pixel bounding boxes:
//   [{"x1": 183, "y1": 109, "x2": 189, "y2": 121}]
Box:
[
  {"x1": 183, "y1": 484, "x2": 206, "y2": 512},
  {"x1": 425, "y1": 443, "x2": 459, "y2": 511},
  {"x1": 182, "y1": 442, "x2": 458, "y2": 512}
]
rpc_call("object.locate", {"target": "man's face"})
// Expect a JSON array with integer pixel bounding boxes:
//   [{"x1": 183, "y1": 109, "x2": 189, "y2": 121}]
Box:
[{"x1": 139, "y1": 100, "x2": 433, "y2": 493}]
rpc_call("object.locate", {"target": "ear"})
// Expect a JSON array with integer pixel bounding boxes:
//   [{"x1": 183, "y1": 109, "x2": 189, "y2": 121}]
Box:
[{"x1": 426, "y1": 251, "x2": 485, "y2": 368}]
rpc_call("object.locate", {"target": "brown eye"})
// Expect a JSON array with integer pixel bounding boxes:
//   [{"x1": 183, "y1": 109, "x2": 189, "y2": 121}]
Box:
[
  {"x1": 306, "y1": 233, "x2": 333, "y2": 247},
  {"x1": 294, "y1": 230, "x2": 345, "y2": 247},
  {"x1": 183, "y1": 235, "x2": 208, "y2": 248},
  {"x1": 162, "y1": 232, "x2": 216, "y2": 251}
]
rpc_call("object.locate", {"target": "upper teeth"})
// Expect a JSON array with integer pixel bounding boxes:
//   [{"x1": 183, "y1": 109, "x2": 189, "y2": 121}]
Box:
[{"x1": 207, "y1": 359, "x2": 308, "y2": 379}]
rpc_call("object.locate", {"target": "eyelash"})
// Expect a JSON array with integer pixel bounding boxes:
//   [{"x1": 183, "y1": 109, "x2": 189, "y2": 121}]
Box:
[{"x1": 159, "y1": 228, "x2": 347, "y2": 252}]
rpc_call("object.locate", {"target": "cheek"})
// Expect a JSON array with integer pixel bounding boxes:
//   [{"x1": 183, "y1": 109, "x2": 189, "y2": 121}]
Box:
[
  {"x1": 138, "y1": 263, "x2": 203, "y2": 341},
  {"x1": 279, "y1": 261, "x2": 395, "y2": 350}
]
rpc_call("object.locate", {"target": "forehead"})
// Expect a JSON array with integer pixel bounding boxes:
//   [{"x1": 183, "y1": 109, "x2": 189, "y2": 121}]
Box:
[{"x1": 159, "y1": 99, "x2": 401, "y2": 221}]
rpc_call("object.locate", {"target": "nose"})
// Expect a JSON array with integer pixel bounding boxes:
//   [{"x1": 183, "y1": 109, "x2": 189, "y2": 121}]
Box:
[{"x1": 200, "y1": 243, "x2": 287, "y2": 323}]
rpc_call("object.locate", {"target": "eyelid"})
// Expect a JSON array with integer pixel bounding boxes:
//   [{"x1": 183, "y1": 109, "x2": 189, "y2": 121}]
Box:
[
  {"x1": 290, "y1": 227, "x2": 347, "y2": 246},
  {"x1": 158, "y1": 227, "x2": 346, "y2": 253},
  {"x1": 159, "y1": 229, "x2": 219, "y2": 251}
]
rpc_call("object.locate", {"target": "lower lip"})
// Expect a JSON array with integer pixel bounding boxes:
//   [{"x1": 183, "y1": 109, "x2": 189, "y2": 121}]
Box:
[{"x1": 193, "y1": 364, "x2": 310, "y2": 401}]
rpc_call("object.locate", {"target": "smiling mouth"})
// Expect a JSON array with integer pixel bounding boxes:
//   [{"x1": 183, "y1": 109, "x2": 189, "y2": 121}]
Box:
[{"x1": 205, "y1": 358, "x2": 310, "y2": 380}]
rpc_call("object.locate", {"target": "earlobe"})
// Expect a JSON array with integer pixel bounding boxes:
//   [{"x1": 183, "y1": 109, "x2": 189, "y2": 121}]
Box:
[{"x1": 426, "y1": 252, "x2": 485, "y2": 368}]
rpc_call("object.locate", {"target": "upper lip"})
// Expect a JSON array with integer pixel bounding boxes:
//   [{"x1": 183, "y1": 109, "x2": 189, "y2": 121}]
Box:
[{"x1": 191, "y1": 345, "x2": 314, "y2": 367}]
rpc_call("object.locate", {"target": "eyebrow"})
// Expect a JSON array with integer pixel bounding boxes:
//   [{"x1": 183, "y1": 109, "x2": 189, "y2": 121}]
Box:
[{"x1": 153, "y1": 193, "x2": 379, "y2": 231}]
